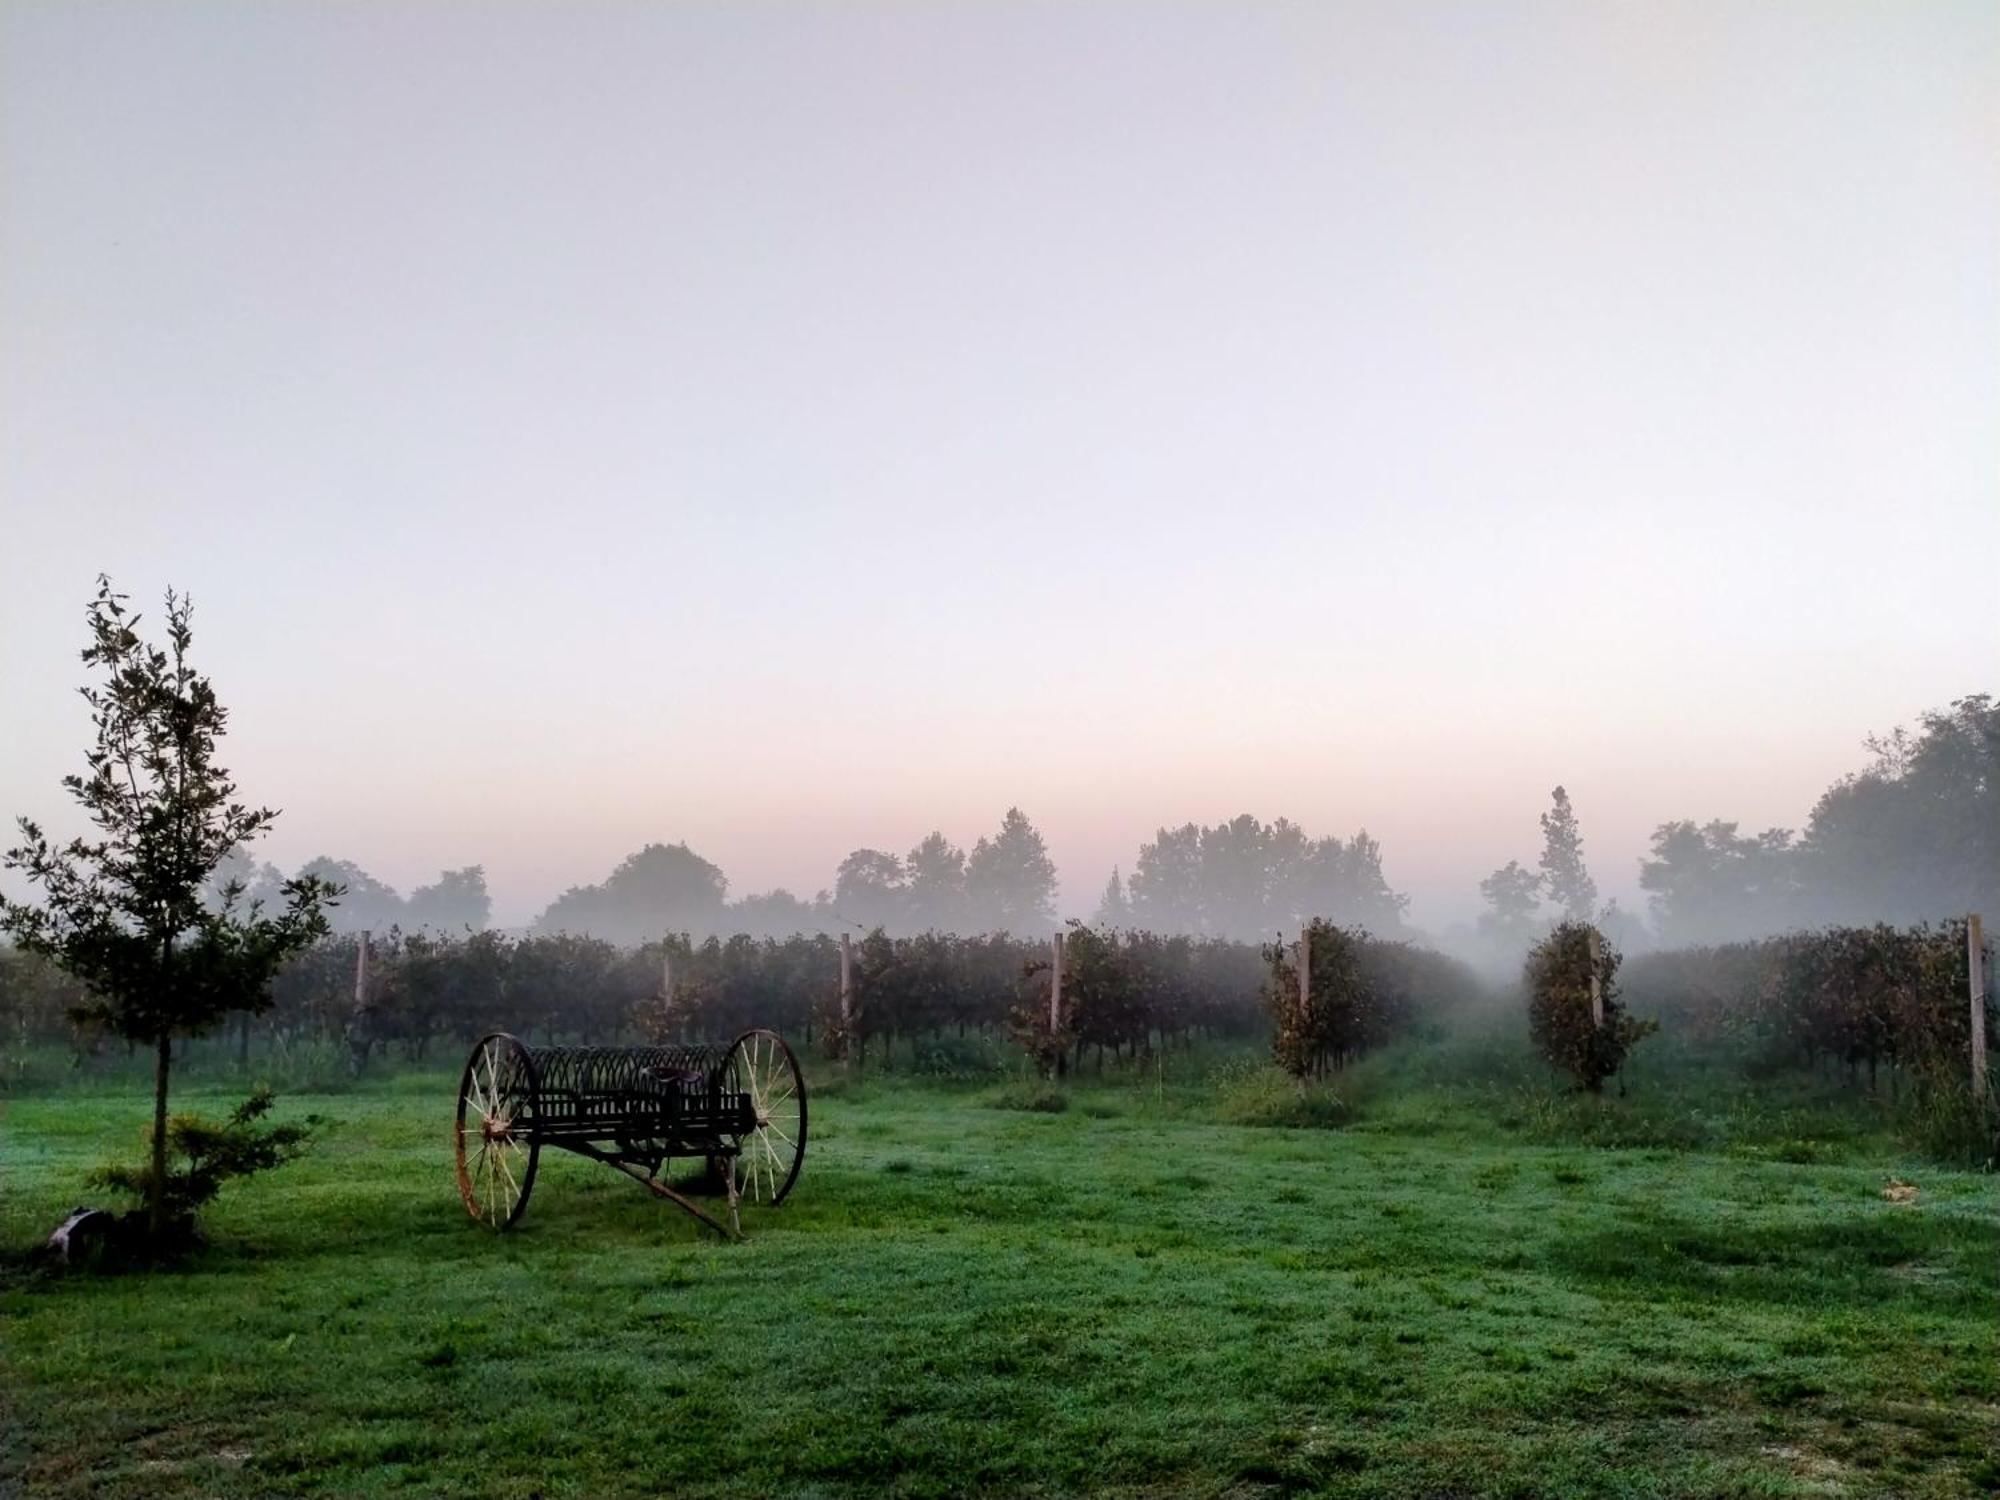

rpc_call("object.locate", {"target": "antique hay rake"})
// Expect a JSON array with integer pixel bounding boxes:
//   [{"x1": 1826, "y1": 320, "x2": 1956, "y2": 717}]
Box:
[{"x1": 453, "y1": 1029, "x2": 805, "y2": 1240}]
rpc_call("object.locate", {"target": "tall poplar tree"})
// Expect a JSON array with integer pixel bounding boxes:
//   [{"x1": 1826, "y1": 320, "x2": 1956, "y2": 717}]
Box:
[{"x1": 1538, "y1": 785, "x2": 1599, "y2": 921}]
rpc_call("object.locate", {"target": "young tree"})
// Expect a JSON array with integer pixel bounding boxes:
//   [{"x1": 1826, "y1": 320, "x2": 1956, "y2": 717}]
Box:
[
  {"x1": 0, "y1": 580, "x2": 332, "y2": 1238},
  {"x1": 1523, "y1": 921, "x2": 1653, "y2": 1093},
  {"x1": 1266, "y1": 919, "x2": 1371, "y2": 1079},
  {"x1": 1538, "y1": 786, "x2": 1598, "y2": 922}
]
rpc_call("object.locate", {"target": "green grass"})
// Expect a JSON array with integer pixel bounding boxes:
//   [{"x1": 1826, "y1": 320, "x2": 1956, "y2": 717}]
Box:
[{"x1": 3, "y1": 1057, "x2": 1995, "y2": 1498}]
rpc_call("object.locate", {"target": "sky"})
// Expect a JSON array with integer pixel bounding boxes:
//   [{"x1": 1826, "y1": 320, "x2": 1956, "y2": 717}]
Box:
[{"x1": 3, "y1": 1, "x2": 1995, "y2": 934}]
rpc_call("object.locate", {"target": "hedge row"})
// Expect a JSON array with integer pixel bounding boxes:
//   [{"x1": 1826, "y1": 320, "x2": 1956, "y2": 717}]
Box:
[
  {"x1": 0, "y1": 927, "x2": 1295, "y2": 1068},
  {"x1": 1619, "y1": 920, "x2": 1990, "y2": 1087},
  {"x1": 1263, "y1": 921, "x2": 1484, "y2": 1079}
]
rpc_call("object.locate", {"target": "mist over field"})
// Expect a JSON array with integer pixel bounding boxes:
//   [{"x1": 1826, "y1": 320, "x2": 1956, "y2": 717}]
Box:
[
  {"x1": 2, "y1": 6, "x2": 1996, "y2": 1499},
  {"x1": 3, "y1": 1, "x2": 1994, "y2": 951},
  {"x1": 191, "y1": 689, "x2": 1997, "y2": 977}
]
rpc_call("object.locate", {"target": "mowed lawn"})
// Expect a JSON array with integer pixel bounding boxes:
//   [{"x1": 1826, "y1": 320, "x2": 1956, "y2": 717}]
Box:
[{"x1": 2, "y1": 1072, "x2": 1994, "y2": 1499}]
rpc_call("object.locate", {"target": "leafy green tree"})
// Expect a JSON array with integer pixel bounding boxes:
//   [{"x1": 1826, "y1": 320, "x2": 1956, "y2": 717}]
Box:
[
  {"x1": 204, "y1": 846, "x2": 288, "y2": 913},
  {"x1": 903, "y1": 831, "x2": 968, "y2": 932},
  {"x1": 1478, "y1": 859, "x2": 1542, "y2": 944},
  {"x1": 297, "y1": 856, "x2": 404, "y2": 932},
  {"x1": 1538, "y1": 786, "x2": 1598, "y2": 922},
  {"x1": 1092, "y1": 868, "x2": 1131, "y2": 928},
  {"x1": 833, "y1": 848, "x2": 906, "y2": 932},
  {"x1": 1523, "y1": 921, "x2": 1652, "y2": 1093},
  {"x1": 1639, "y1": 820, "x2": 1799, "y2": 944},
  {"x1": 0, "y1": 580, "x2": 332, "y2": 1238},
  {"x1": 1197, "y1": 814, "x2": 1272, "y2": 937},
  {"x1": 1126, "y1": 823, "x2": 1204, "y2": 931},
  {"x1": 533, "y1": 841, "x2": 728, "y2": 945},
  {"x1": 0, "y1": 944, "x2": 93, "y2": 1072},
  {"x1": 506, "y1": 931, "x2": 626, "y2": 1043},
  {"x1": 726, "y1": 888, "x2": 819, "y2": 938},
  {"x1": 1298, "y1": 830, "x2": 1409, "y2": 934},
  {"x1": 1266, "y1": 919, "x2": 1371, "y2": 1078},
  {"x1": 1125, "y1": 816, "x2": 1409, "y2": 938},
  {"x1": 406, "y1": 865, "x2": 491, "y2": 931},
  {"x1": 1801, "y1": 694, "x2": 1999, "y2": 925},
  {"x1": 966, "y1": 808, "x2": 1059, "y2": 933}
]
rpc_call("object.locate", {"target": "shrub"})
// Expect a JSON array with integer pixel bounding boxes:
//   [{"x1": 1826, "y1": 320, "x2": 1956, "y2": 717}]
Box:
[
  {"x1": 89, "y1": 1086, "x2": 317, "y2": 1245},
  {"x1": 986, "y1": 1081, "x2": 1069, "y2": 1113},
  {"x1": 908, "y1": 1032, "x2": 1008, "y2": 1079},
  {"x1": 1213, "y1": 1060, "x2": 1352, "y2": 1129},
  {"x1": 1525, "y1": 922, "x2": 1655, "y2": 1093},
  {"x1": 1265, "y1": 920, "x2": 1468, "y2": 1078},
  {"x1": 1899, "y1": 1079, "x2": 2000, "y2": 1170}
]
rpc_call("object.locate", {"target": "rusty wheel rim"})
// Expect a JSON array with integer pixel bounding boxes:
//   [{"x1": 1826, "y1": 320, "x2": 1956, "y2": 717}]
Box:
[
  {"x1": 454, "y1": 1033, "x2": 540, "y2": 1229},
  {"x1": 724, "y1": 1029, "x2": 806, "y2": 1206}
]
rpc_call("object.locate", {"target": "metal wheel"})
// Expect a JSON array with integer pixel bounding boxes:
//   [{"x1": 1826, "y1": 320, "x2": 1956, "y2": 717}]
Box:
[
  {"x1": 454, "y1": 1032, "x2": 540, "y2": 1229},
  {"x1": 723, "y1": 1028, "x2": 806, "y2": 1206}
]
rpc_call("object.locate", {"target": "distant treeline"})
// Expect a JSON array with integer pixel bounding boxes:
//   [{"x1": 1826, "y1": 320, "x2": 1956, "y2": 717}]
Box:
[
  {"x1": 209, "y1": 806, "x2": 1413, "y2": 947},
  {"x1": 203, "y1": 693, "x2": 1994, "y2": 960},
  {"x1": 1535, "y1": 694, "x2": 1994, "y2": 948}
]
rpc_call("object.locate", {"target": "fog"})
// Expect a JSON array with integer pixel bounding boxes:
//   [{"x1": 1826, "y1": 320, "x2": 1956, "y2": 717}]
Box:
[
  {"x1": 3, "y1": 3, "x2": 1994, "y2": 960},
  {"x1": 183, "y1": 691, "x2": 1997, "y2": 984}
]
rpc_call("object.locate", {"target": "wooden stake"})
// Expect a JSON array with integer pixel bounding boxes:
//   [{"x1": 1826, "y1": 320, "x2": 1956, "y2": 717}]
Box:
[
  {"x1": 1970, "y1": 914, "x2": 1988, "y2": 1104},
  {"x1": 838, "y1": 933, "x2": 853, "y2": 1063},
  {"x1": 348, "y1": 930, "x2": 372, "y2": 1077},
  {"x1": 354, "y1": 929, "x2": 370, "y2": 1017},
  {"x1": 1586, "y1": 927, "x2": 1604, "y2": 1028},
  {"x1": 1050, "y1": 930, "x2": 1065, "y2": 1034}
]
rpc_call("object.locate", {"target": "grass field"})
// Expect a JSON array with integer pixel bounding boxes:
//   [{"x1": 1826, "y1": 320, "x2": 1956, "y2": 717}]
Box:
[{"x1": 2, "y1": 1048, "x2": 1995, "y2": 1498}]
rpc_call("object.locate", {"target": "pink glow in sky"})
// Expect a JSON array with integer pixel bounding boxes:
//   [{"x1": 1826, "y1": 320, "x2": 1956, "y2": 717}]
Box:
[{"x1": 3, "y1": 2, "x2": 1995, "y2": 932}]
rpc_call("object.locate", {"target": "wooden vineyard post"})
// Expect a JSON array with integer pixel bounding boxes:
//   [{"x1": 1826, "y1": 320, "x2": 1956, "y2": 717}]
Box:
[
  {"x1": 838, "y1": 933, "x2": 854, "y2": 1070},
  {"x1": 349, "y1": 929, "x2": 371, "y2": 1076},
  {"x1": 1587, "y1": 927, "x2": 1604, "y2": 1028},
  {"x1": 1049, "y1": 930, "x2": 1065, "y2": 1076},
  {"x1": 1970, "y1": 914, "x2": 1989, "y2": 1104},
  {"x1": 1049, "y1": 930, "x2": 1064, "y2": 1033}
]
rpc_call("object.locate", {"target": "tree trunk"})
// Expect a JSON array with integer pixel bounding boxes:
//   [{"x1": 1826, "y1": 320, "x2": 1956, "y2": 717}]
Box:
[{"x1": 150, "y1": 1029, "x2": 172, "y2": 1239}]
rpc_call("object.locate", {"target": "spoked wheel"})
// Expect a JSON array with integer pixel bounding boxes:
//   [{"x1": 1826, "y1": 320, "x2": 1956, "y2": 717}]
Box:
[
  {"x1": 454, "y1": 1032, "x2": 540, "y2": 1229},
  {"x1": 723, "y1": 1028, "x2": 807, "y2": 1206}
]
